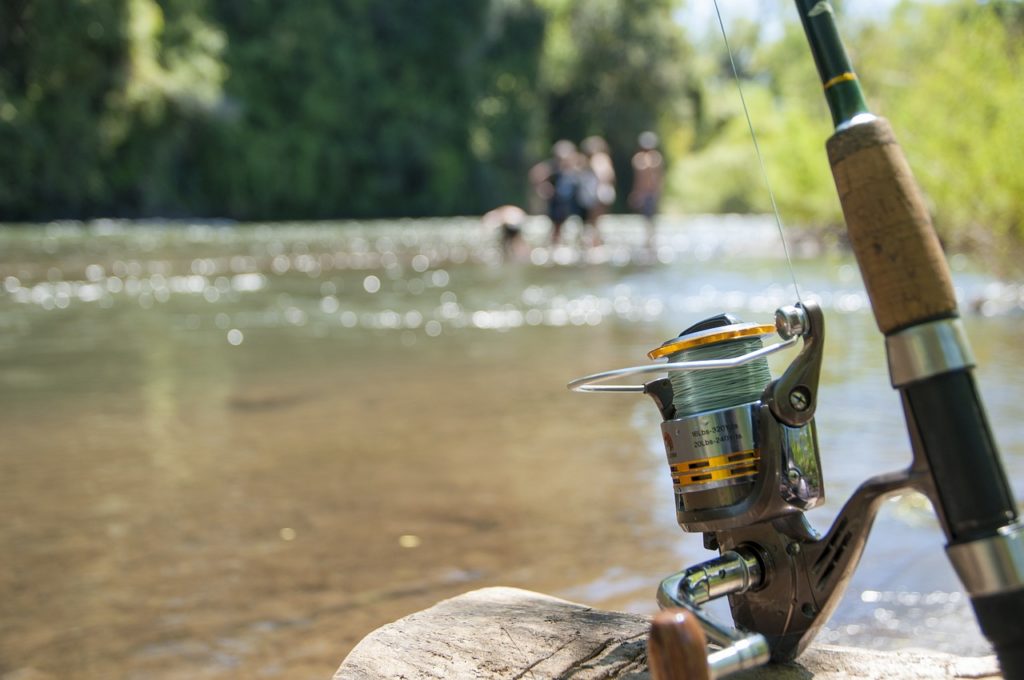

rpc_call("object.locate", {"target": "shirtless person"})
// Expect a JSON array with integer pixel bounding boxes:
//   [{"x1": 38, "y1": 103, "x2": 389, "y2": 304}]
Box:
[
  {"x1": 578, "y1": 135, "x2": 616, "y2": 247},
  {"x1": 628, "y1": 131, "x2": 664, "y2": 248}
]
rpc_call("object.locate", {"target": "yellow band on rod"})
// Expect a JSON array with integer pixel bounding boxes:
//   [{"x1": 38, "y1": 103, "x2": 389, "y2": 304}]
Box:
[{"x1": 823, "y1": 72, "x2": 858, "y2": 90}]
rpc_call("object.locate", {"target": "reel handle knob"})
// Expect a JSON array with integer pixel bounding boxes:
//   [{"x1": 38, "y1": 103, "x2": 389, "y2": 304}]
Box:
[{"x1": 648, "y1": 609, "x2": 710, "y2": 680}]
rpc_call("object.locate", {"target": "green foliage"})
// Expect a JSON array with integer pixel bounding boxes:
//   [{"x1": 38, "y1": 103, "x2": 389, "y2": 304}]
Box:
[
  {"x1": 857, "y1": 0, "x2": 1024, "y2": 245},
  {"x1": 1, "y1": 0, "x2": 1021, "y2": 246},
  {"x1": 535, "y1": 0, "x2": 692, "y2": 205},
  {"x1": 749, "y1": 22, "x2": 841, "y2": 228},
  {"x1": 669, "y1": 90, "x2": 766, "y2": 214},
  {"x1": 106, "y1": 0, "x2": 227, "y2": 216},
  {"x1": 197, "y1": 0, "x2": 498, "y2": 219},
  {"x1": 665, "y1": 15, "x2": 838, "y2": 223},
  {"x1": 0, "y1": 0, "x2": 687, "y2": 220},
  {"x1": 0, "y1": 0, "x2": 128, "y2": 218},
  {"x1": 462, "y1": 0, "x2": 548, "y2": 211},
  {"x1": 668, "y1": 0, "x2": 1024, "y2": 247}
]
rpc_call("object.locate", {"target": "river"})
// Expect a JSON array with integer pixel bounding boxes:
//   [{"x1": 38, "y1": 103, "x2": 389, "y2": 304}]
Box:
[{"x1": 1, "y1": 216, "x2": 1021, "y2": 678}]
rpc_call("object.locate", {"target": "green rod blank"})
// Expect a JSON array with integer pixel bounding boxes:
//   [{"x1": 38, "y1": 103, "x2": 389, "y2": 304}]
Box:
[{"x1": 793, "y1": 0, "x2": 871, "y2": 128}]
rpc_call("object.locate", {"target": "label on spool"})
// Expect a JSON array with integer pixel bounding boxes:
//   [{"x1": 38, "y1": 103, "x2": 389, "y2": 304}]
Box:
[{"x1": 661, "y1": 403, "x2": 759, "y2": 492}]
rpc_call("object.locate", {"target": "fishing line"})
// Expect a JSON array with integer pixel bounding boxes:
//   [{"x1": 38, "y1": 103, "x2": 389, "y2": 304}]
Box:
[
  {"x1": 666, "y1": 336, "x2": 772, "y2": 417},
  {"x1": 712, "y1": 0, "x2": 802, "y2": 304}
]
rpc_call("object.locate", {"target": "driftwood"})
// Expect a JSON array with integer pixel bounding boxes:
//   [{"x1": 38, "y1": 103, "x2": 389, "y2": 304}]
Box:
[{"x1": 335, "y1": 587, "x2": 1001, "y2": 679}]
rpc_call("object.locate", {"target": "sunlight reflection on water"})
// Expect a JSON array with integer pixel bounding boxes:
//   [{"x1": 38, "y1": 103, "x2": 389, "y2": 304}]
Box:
[{"x1": 0, "y1": 216, "x2": 1022, "y2": 676}]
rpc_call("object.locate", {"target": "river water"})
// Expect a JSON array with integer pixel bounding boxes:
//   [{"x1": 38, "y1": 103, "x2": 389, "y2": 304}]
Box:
[{"x1": 1, "y1": 216, "x2": 1022, "y2": 678}]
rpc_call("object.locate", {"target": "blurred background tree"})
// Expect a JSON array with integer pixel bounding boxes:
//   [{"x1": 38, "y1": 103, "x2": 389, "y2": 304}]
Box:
[
  {"x1": 0, "y1": 0, "x2": 690, "y2": 221},
  {"x1": 0, "y1": 0, "x2": 1021, "y2": 253},
  {"x1": 0, "y1": 0, "x2": 129, "y2": 218},
  {"x1": 534, "y1": 0, "x2": 691, "y2": 208},
  {"x1": 669, "y1": 0, "x2": 1023, "y2": 252},
  {"x1": 856, "y1": 0, "x2": 1024, "y2": 249}
]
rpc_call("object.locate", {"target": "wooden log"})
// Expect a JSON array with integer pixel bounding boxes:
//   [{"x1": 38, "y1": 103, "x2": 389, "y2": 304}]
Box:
[{"x1": 335, "y1": 587, "x2": 1002, "y2": 679}]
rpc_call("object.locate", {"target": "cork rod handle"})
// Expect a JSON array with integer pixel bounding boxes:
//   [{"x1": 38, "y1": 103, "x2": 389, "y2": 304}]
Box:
[{"x1": 826, "y1": 118, "x2": 957, "y2": 335}]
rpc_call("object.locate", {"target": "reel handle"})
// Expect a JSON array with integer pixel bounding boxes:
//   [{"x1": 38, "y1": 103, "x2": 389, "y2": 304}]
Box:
[
  {"x1": 655, "y1": 551, "x2": 771, "y2": 678},
  {"x1": 648, "y1": 610, "x2": 710, "y2": 680}
]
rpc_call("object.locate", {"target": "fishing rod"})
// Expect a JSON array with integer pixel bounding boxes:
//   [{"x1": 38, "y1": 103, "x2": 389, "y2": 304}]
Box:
[
  {"x1": 795, "y1": 1, "x2": 1024, "y2": 676},
  {"x1": 568, "y1": 2, "x2": 1024, "y2": 678}
]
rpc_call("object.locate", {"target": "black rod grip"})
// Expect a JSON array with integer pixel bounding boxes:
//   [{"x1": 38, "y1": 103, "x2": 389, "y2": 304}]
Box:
[
  {"x1": 903, "y1": 371, "x2": 1017, "y2": 543},
  {"x1": 972, "y1": 588, "x2": 1024, "y2": 680}
]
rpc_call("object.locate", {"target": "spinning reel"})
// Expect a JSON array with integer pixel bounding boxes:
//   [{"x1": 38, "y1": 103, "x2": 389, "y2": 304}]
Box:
[
  {"x1": 561, "y1": 2, "x2": 1024, "y2": 675},
  {"x1": 569, "y1": 302, "x2": 938, "y2": 678}
]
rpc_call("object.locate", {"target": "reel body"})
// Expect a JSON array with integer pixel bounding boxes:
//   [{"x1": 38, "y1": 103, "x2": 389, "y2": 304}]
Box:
[
  {"x1": 644, "y1": 312, "x2": 824, "y2": 529},
  {"x1": 570, "y1": 301, "x2": 929, "y2": 677}
]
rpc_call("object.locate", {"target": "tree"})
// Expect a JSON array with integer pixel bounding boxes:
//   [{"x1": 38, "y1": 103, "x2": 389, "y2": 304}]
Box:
[
  {"x1": 0, "y1": 0, "x2": 128, "y2": 219},
  {"x1": 533, "y1": 0, "x2": 692, "y2": 209},
  {"x1": 858, "y1": 0, "x2": 1024, "y2": 246},
  {"x1": 0, "y1": 0, "x2": 699, "y2": 221},
  {"x1": 466, "y1": 0, "x2": 548, "y2": 212}
]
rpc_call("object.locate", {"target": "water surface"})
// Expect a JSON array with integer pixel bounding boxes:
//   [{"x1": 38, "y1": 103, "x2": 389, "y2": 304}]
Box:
[{"x1": 1, "y1": 216, "x2": 1022, "y2": 678}]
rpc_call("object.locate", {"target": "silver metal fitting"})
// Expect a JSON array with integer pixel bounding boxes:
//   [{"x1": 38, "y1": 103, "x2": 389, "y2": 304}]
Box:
[
  {"x1": 775, "y1": 305, "x2": 808, "y2": 340},
  {"x1": 885, "y1": 318, "x2": 975, "y2": 387},
  {"x1": 680, "y1": 549, "x2": 763, "y2": 605},
  {"x1": 835, "y1": 112, "x2": 879, "y2": 132},
  {"x1": 661, "y1": 404, "x2": 760, "y2": 510},
  {"x1": 707, "y1": 634, "x2": 772, "y2": 679},
  {"x1": 657, "y1": 548, "x2": 769, "y2": 677},
  {"x1": 788, "y1": 387, "x2": 811, "y2": 412},
  {"x1": 779, "y1": 424, "x2": 824, "y2": 511},
  {"x1": 946, "y1": 523, "x2": 1024, "y2": 597}
]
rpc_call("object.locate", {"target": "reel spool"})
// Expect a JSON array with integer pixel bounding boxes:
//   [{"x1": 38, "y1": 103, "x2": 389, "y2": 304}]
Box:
[
  {"x1": 568, "y1": 303, "x2": 825, "y2": 533},
  {"x1": 648, "y1": 315, "x2": 775, "y2": 515}
]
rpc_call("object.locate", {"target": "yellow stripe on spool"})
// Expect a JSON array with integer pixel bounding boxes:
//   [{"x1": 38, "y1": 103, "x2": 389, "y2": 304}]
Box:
[
  {"x1": 670, "y1": 450, "x2": 760, "y2": 486},
  {"x1": 672, "y1": 465, "x2": 758, "y2": 486},
  {"x1": 648, "y1": 324, "x2": 776, "y2": 360},
  {"x1": 669, "y1": 449, "x2": 758, "y2": 473}
]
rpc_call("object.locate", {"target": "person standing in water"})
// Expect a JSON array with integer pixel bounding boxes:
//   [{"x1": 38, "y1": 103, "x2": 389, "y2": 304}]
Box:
[
  {"x1": 529, "y1": 140, "x2": 583, "y2": 245},
  {"x1": 577, "y1": 135, "x2": 616, "y2": 247},
  {"x1": 628, "y1": 131, "x2": 664, "y2": 249}
]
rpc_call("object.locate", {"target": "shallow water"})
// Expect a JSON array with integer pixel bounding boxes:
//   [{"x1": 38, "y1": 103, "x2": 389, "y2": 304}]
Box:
[{"x1": 1, "y1": 216, "x2": 1022, "y2": 678}]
